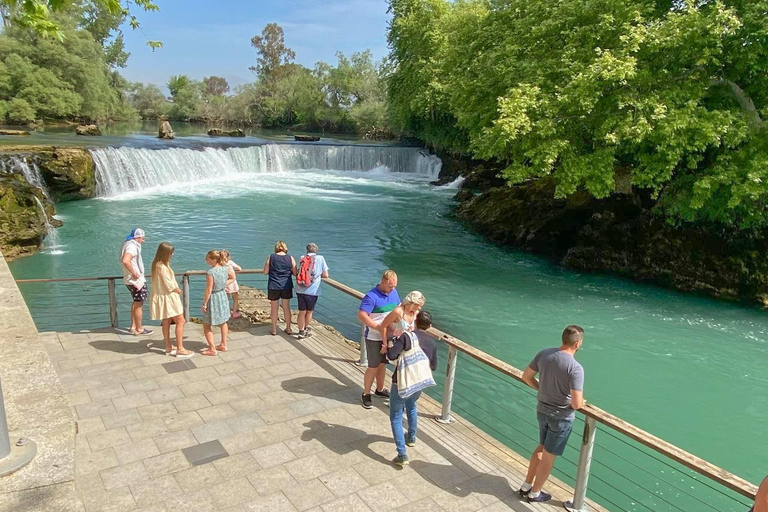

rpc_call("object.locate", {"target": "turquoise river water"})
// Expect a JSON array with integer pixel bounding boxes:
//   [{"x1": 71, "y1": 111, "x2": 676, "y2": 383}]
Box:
[{"x1": 6, "y1": 137, "x2": 765, "y2": 512}]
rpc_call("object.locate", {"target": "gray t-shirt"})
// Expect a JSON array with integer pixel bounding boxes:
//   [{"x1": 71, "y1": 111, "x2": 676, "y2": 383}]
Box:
[{"x1": 529, "y1": 347, "x2": 584, "y2": 420}]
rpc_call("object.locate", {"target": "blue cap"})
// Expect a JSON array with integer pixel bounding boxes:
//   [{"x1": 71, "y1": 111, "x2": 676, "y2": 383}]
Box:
[{"x1": 125, "y1": 228, "x2": 145, "y2": 240}]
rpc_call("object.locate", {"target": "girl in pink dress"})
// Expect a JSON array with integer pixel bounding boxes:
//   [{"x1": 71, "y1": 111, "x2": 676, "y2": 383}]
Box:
[{"x1": 222, "y1": 250, "x2": 242, "y2": 318}]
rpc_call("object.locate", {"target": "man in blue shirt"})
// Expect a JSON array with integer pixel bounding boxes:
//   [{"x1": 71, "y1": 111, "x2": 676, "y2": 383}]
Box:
[
  {"x1": 357, "y1": 270, "x2": 399, "y2": 409},
  {"x1": 295, "y1": 243, "x2": 330, "y2": 340}
]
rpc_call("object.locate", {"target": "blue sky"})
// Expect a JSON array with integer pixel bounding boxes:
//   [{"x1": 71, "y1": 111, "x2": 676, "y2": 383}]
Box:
[{"x1": 120, "y1": 0, "x2": 392, "y2": 92}]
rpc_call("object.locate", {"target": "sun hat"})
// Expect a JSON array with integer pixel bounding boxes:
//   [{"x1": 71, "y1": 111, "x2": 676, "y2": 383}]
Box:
[{"x1": 125, "y1": 228, "x2": 146, "y2": 240}]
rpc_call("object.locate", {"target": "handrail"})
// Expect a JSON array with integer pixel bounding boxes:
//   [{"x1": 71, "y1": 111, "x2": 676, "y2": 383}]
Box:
[{"x1": 14, "y1": 269, "x2": 759, "y2": 501}]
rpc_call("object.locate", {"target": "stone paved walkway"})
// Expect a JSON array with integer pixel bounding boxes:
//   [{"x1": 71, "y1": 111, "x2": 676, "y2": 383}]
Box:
[{"x1": 41, "y1": 321, "x2": 607, "y2": 512}]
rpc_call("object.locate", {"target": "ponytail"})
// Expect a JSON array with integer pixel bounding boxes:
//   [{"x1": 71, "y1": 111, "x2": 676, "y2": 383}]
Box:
[{"x1": 206, "y1": 249, "x2": 224, "y2": 265}]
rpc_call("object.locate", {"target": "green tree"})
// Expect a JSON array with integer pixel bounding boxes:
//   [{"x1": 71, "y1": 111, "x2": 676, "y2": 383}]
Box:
[
  {"x1": 249, "y1": 23, "x2": 295, "y2": 79},
  {"x1": 203, "y1": 75, "x2": 229, "y2": 96},
  {"x1": 166, "y1": 75, "x2": 201, "y2": 121},
  {"x1": 128, "y1": 82, "x2": 165, "y2": 118},
  {"x1": 387, "y1": 0, "x2": 768, "y2": 228}
]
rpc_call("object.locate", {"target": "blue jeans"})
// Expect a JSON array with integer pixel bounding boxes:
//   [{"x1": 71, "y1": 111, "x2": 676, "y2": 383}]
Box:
[{"x1": 390, "y1": 383, "x2": 422, "y2": 456}]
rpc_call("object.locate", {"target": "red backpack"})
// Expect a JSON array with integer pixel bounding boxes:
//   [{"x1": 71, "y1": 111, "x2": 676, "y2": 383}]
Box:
[{"x1": 296, "y1": 254, "x2": 315, "y2": 287}]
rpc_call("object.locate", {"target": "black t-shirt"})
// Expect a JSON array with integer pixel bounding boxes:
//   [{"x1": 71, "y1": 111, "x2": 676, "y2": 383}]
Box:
[{"x1": 387, "y1": 330, "x2": 438, "y2": 384}]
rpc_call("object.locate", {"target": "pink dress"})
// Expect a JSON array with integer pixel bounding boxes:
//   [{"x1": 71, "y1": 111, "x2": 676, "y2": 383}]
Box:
[{"x1": 225, "y1": 260, "x2": 240, "y2": 293}]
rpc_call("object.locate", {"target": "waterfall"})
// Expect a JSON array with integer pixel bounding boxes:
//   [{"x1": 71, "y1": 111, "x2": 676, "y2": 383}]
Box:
[
  {"x1": 90, "y1": 143, "x2": 443, "y2": 197},
  {"x1": 2, "y1": 155, "x2": 51, "y2": 199},
  {"x1": 33, "y1": 196, "x2": 62, "y2": 250},
  {"x1": 441, "y1": 176, "x2": 466, "y2": 189}
]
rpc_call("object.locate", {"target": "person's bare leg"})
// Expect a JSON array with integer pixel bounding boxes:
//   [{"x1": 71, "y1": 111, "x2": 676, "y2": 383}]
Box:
[
  {"x1": 525, "y1": 445, "x2": 544, "y2": 485},
  {"x1": 270, "y1": 300, "x2": 278, "y2": 334},
  {"x1": 531, "y1": 450, "x2": 557, "y2": 493},
  {"x1": 203, "y1": 324, "x2": 215, "y2": 352},
  {"x1": 131, "y1": 301, "x2": 143, "y2": 332},
  {"x1": 305, "y1": 310, "x2": 314, "y2": 329},
  {"x1": 174, "y1": 315, "x2": 189, "y2": 353},
  {"x1": 217, "y1": 322, "x2": 228, "y2": 351},
  {"x1": 297, "y1": 310, "x2": 306, "y2": 332},
  {"x1": 161, "y1": 319, "x2": 172, "y2": 352},
  {"x1": 375, "y1": 362, "x2": 387, "y2": 392},
  {"x1": 232, "y1": 292, "x2": 240, "y2": 312},
  {"x1": 282, "y1": 298, "x2": 292, "y2": 332},
  {"x1": 363, "y1": 367, "x2": 377, "y2": 395}
]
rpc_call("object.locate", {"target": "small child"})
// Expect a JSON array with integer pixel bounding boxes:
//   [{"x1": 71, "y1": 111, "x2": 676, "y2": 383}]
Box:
[{"x1": 222, "y1": 250, "x2": 242, "y2": 318}]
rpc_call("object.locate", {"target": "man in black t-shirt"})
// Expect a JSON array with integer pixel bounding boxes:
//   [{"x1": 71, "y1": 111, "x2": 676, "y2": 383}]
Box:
[{"x1": 386, "y1": 311, "x2": 438, "y2": 466}]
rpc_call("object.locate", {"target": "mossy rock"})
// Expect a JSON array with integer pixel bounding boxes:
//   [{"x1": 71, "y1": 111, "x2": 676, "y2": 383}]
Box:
[
  {"x1": 0, "y1": 174, "x2": 46, "y2": 260},
  {"x1": 0, "y1": 146, "x2": 95, "y2": 201}
]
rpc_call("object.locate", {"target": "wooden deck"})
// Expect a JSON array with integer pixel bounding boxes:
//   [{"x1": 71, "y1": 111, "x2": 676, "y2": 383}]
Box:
[{"x1": 36, "y1": 320, "x2": 609, "y2": 512}]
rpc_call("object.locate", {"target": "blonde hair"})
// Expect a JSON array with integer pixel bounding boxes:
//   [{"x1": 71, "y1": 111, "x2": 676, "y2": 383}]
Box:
[
  {"x1": 221, "y1": 250, "x2": 230, "y2": 264},
  {"x1": 206, "y1": 249, "x2": 225, "y2": 265},
  {"x1": 403, "y1": 290, "x2": 425, "y2": 307},
  {"x1": 152, "y1": 242, "x2": 174, "y2": 273},
  {"x1": 274, "y1": 240, "x2": 288, "y2": 253},
  {"x1": 382, "y1": 269, "x2": 397, "y2": 282}
]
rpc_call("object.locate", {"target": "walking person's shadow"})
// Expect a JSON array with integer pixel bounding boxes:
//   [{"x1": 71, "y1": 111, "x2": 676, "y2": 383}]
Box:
[{"x1": 301, "y1": 419, "x2": 527, "y2": 509}]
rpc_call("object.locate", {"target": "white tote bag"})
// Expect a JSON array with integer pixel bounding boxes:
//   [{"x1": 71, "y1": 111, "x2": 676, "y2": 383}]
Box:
[{"x1": 396, "y1": 332, "x2": 436, "y2": 398}]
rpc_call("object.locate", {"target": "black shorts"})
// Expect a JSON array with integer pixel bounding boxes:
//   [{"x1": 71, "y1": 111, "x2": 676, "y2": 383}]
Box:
[
  {"x1": 297, "y1": 293, "x2": 318, "y2": 311},
  {"x1": 126, "y1": 284, "x2": 148, "y2": 302},
  {"x1": 268, "y1": 289, "x2": 293, "y2": 301}
]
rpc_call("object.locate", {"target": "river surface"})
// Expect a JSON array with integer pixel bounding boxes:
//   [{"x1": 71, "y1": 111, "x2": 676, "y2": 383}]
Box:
[{"x1": 7, "y1": 133, "x2": 765, "y2": 512}]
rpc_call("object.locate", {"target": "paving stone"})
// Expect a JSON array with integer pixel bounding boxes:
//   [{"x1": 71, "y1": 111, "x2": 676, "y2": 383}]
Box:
[
  {"x1": 319, "y1": 467, "x2": 371, "y2": 497},
  {"x1": 172, "y1": 395, "x2": 212, "y2": 413},
  {"x1": 124, "y1": 377, "x2": 161, "y2": 393},
  {"x1": 260, "y1": 390, "x2": 297, "y2": 406},
  {"x1": 154, "y1": 372, "x2": 191, "y2": 388},
  {"x1": 359, "y1": 481, "x2": 410, "y2": 512},
  {"x1": 237, "y1": 492, "x2": 298, "y2": 512},
  {"x1": 164, "y1": 489, "x2": 216, "y2": 512},
  {"x1": 321, "y1": 493, "x2": 373, "y2": 512},
  {"x1": 230, "y1": 396, "x2": 268, "y2": 414},
  {"x1": 198, "y1": 403, "x2": 237, "y2": 422},
  {"x1": 246, "y1": 465, "x2": 297, "y2": 496},
  {"x1": 142, "y1": 450, "x2": 191, "y2": 477},
  {"x1": 213, "y1": 361, "x2": 247, "y2": 376},
  {"x1": 163, "y1": 411, "x2": 204, "y2": 432},
  {"x1": 162, "y1": 360, "x2": 196, "y2": 374},
  {"x1": 181, "y1": 439, "x2": 229, "y2": 466},
  {"x1": 396, "y1": 498, "x2": 446, "y2": 512},
  {"x1": 390, "y1": 472, "x2": 441, "y2": 501},
  {"x1": 219, "y1": 430, "x2": 267, "y2": 455},
  {"x1": 210, "y1": 373, "x2": 246, "y2": 390},
  {"x1": 208, "y1": 476, "x2": 259, "y2": 509},
  {"x1": 284, "y1": 454, "x2": 332, "y2": 482},
  {"x1": 76, "y1": 448, "x2": 119, "y2": 476},
  {"x1": 183, "y1": 366, "x2": 220, "y2": 383},
  {"x1": 130, "y1": 474, "x2": 182, "y2": 508},
  {"x1": 67, "y1": 390, "x2": 93, "y2": 407},
  {"x1": 147, "y1": 387, "x2": 186, "y2": 404},
  {"x1": 204, "y1": 387, "x2": 241, "y2": 405},
  {"x1": 101, "y1": 408, "x2": 144, "y2": 430},
  {"x1": 282, "y1": 478, "x2": 336, "y2": 511},
  {"x1": 87, "y1": 427, "x2": 133, "y2": 451},
  {"x1": 212, "y1": 451, "x2": 260, "y2": 478},
  {"x1": 113, "y1": 438, "x2": 161, "y2": 464},
  {"x1": 112, "y1": 392, "x2": 152, "y2": 411},
  {"x1": 288, "y1": 398, "x2": 326, "y2": 417},
  {"x1": 138, "y1": 402, "x2": 178, "y2": 420},
  {"x1": 172, "y1": 463, "x2": 223, "y2": 494},
  {"x1": 100, "y1": 460, "x2": 150, "y2": 490},
  {"x1": 259, "y1": 405, "x2": 298, "y2": 425},
  {"x1": 126, "y1": 418, "x2": 168, "y2": 441},
  {"x1": 76, "y1": 399, "x2": 116, "y2": 419},
  {"x1": 430, "y1": 490, "x2": 485, "y2": 512},
  {"x1": 79, "y1": 485, "x2": 136, "y2": 512},
  {"x1": 191, "y1": 419, "x2": 234, "y2": 444},
  {"x1": 226, "y1": 411, "x2": 266, "y2": 433},
  {"x1": 154, "y1": 429, "x2": 198, "y2": 454},
  {"x1": 250, "y1": 441, "x2": 297, "y2": 468},
  {"x1": 179, "y1": 380, "x2": 214, "y2": 397},
  {"x1": 77, "y1": 417, "x2": 106, "y2": 435}
]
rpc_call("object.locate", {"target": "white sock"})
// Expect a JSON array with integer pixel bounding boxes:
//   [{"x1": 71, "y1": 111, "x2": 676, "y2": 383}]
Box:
[
  {"x1": 521, "y1": 483, "x2": 532, "y2": 492},
  {"x1": 528, "y1": 491, "x2": 540, "y2": 498}
]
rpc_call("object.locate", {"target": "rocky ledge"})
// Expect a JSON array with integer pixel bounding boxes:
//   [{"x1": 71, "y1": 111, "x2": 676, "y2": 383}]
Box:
[{"x1": 455, "y1": 177, "x2": 768, "y2": 305}]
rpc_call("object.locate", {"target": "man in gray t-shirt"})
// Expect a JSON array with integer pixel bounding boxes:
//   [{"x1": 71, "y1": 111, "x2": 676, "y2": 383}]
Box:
[{"x1": 519, "y1": 325, "x2": 586, "y2": 503}]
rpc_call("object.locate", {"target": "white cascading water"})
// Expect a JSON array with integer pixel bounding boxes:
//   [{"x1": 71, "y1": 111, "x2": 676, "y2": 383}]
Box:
[
  {"x1": 90, "y1": 144, "x2": 443, "y2": 197},
  {"x1": 32, "y1": 196, "x2": 62, "y2": 250},
  {"x1": 3, "y1": 155, "x2": 51, "y2": 199},
  {"x1": 441, "y1": 176, "x2": 466, "y2": 189}
]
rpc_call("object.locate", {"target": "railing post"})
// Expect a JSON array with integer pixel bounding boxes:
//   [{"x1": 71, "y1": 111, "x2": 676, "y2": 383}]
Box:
[
  {"x1": 565, "y1": 417, "x2": 597, "y2": 512},
  {"x1": 107, "y1": 278, "x2": 118, "y2": 328},
  {"x1": 436, "y1": 345, "x2": 457, "y2": 424},
  {"x1": 0, "y1": 377, "x2": 37, "y2": 476},
  {"x1": 356, "y1": 324, "x2": 368, "y2": 367},
  {"x1": 182, "y1": 274, "x2": 190, "y2": 321}
]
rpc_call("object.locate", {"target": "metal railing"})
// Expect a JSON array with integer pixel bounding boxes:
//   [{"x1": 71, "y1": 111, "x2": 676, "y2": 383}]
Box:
[{"x1": 14, "y1": 270, "x2": 760, "y2": 512}]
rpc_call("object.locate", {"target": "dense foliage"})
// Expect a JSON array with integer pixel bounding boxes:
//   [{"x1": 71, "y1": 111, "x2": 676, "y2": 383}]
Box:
[
  {"x1": 388, "y1": 0, "x2": 768, "y2": 228},
  {"x1": 0, "y1": 3, "x2": 136, "y2": 123}
]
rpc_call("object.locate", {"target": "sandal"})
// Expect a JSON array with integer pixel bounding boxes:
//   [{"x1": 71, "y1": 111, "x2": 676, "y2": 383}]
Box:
[
  {"x1": 165, "y1": 349, "x2": 176, "y2": 356},
  {"x1": 176, "y1": 349, "x2": 194, "y2": 358},
  {"x1": 284, "y1": 328, "x2": 293, "y2": 335},
  {"x1": 215, "y1": 344, "x2": 227, "y2": 352},
  {"x1": 270, "y1": 330, "x2": 277, "y2": 336},
  {"x1": 200, "y1": 348, "x2": 217, "y2": 356}
]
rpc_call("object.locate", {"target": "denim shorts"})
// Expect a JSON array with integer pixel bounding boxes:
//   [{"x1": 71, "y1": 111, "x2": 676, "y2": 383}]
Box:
[{"x1": 537, "y1": 411, "x2": 574, "y2": 456}]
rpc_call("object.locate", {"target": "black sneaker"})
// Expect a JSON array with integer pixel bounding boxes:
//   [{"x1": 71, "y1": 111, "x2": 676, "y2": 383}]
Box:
[
  {"x1": 361, "y1": 394, "x2": 373, "y2": 409},
  {"x1": 517, "y1": 487, "x2": 531, "y2": 498},
  {"x1": 527, "y1": 491, "x2": 551, "y2": 503},
  {"x1": 296, "y1": 330, "x2": 307, "y2": 339},
  {"x1": 374, "y1": 388, "x2": 390, "y2": 399}
]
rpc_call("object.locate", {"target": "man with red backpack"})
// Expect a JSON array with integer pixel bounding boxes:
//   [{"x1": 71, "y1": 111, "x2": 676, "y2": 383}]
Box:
[{"x1": 295, "y1": 243, "x2": 329, "y2": 339}]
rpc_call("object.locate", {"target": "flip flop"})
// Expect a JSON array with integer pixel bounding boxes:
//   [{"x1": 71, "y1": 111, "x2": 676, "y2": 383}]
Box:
[
  {"x1": 284, "y1": 328, "x2": 293, "y2": 335},
  {"x1": 215, "y1": 345, "x2": 227, "y2": 352},
  {"x1": 176, "y1": 350, "x2": 194, "y2": 358},
  {"x1": 200, "y1": 349, "x2": 217, "y2": 356},
  {"x1": 165, "y1": 349, "x2": 176, "y2": 356},
  {"x1": 133, "y1": 328, "x2": 154, "y2": 336}
]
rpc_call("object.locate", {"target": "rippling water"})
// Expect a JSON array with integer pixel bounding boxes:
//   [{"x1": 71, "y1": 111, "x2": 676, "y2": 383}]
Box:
[{"x1": 9, "y1": 160, "x2": 766, "y2": 512}]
